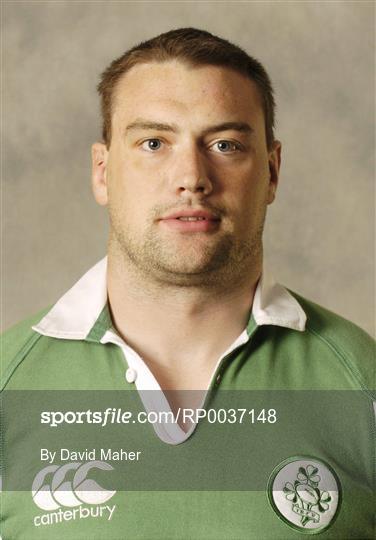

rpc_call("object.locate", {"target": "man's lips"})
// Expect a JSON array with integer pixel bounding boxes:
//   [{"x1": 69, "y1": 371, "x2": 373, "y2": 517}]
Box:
[
  {"x1": 159, "y1": 209, "x2": 221, "y2": 221},
  {"x1": 158, "y1": 209, "x2": 221, "y2": 232}
]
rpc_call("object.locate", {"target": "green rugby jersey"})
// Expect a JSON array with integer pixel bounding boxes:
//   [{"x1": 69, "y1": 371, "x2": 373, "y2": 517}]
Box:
[{"x1": 1, "y1": 258, "x2": 375, "y2": 539}]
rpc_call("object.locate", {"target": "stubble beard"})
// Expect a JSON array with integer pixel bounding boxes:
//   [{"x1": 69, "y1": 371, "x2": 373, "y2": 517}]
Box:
[{"x1": 109, "y1": 213, "x2": 265, "y2": 291}]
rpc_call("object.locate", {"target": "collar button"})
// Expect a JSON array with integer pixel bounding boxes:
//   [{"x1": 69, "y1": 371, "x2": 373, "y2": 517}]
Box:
[{"x1": 125, "y1": 367, "x2": 137, "y2": 383}]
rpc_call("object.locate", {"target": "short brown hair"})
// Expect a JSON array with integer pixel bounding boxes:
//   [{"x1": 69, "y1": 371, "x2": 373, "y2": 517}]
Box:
[{"x1": 97, "y1": 27, "x2": 276, "y2": 149}]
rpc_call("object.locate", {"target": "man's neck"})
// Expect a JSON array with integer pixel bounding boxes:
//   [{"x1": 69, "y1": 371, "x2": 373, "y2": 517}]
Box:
[{"x1": 107, "y1": 251, "x2": 261, "y2": 390}]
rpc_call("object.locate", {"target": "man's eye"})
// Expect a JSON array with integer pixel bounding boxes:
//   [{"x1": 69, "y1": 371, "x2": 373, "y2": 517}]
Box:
[
  {"x1": 212, "y1": 140, "x2": 240, "y2": 153},
  {"x1": 141, "y1": 139, "x2": 163, "y2": 151}
]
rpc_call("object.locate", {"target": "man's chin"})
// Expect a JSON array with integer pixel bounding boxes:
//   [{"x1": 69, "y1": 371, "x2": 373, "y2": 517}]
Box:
[
  {"x1": 156, "y1": 258, "x2": 223, "y2": 276},
  {"x1": 111, "y1": 230, "x2": 238, "y2": 284},
  {"x1": 149, "y1": 252, "x2": 234, "y2": 286}
]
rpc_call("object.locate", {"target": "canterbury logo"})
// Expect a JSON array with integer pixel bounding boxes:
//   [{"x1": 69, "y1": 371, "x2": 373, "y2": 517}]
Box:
[{"x1": 32, "y1": 461, "x2": 116, "y2": 511}]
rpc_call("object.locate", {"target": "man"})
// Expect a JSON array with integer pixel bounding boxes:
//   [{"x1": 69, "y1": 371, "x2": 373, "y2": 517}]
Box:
[{"x1": 1, "y1": 28, "x2": 374, "y2": 539}]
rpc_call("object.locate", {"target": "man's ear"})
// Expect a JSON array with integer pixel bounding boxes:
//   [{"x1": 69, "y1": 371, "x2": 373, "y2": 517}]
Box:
[
  {"x1": 91, "y1": 142, "x2": 109, "y2": 206},
  {"x1": 267, "y1": 140, "x2": 282, "y2": 205}
]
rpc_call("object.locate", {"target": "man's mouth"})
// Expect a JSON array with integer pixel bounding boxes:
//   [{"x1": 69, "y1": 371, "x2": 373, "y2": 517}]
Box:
[
  {"x1": 160, "y1": 209, "x2": 221, "y2": 221},
  {"x1": 158, "y1": 209, "x2": 221, "y2": 232}
]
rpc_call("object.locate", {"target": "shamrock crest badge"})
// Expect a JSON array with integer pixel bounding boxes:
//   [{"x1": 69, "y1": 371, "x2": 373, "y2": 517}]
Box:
[
  {"x1": 268, "y1": 457, "x2": 341, "y2": 533},
  {"x1": 283, "y1": 464, "x2": 331, "y2": 526}
]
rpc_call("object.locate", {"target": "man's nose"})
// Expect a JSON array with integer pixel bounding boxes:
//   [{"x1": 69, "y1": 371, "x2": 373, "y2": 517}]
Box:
[{"x1": 173, "y1": 145, "x2": 213, "y2": 198}]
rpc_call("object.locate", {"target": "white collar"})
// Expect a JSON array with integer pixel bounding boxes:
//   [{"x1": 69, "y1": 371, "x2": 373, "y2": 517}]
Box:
[{"x1": 33, "y1": 256, "x2": 306, "y2": 339}]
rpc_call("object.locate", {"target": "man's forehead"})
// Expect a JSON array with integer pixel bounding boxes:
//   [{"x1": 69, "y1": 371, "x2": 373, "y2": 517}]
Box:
[{"x1": 112, "y1": 60, "x2": 264, "y2": 126}]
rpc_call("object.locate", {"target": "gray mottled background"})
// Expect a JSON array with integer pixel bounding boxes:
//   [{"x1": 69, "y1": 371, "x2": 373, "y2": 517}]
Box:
[{"x1": 2, "y1": 1, "x2": 375, "y2": 335}]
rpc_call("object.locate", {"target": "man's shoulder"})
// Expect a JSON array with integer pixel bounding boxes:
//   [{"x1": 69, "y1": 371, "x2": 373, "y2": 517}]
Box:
[
  {"x1": 289, "y1": 290, "x2": 375, "y2": 394},
  {"x1": 1, "y1": 308, "x2": 51, "y2": 389},
  {"x1": 2, "y1": 307, "x2": 50, "y2": 344},
  {"x1": 290, "y1": 290, "x2": 374, "y2": 346}
]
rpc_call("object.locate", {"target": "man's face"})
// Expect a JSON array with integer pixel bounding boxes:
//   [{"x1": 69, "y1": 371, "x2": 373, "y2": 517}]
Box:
[{"x1": 92, "y1": 60, "x2": 281, "y2": 287}]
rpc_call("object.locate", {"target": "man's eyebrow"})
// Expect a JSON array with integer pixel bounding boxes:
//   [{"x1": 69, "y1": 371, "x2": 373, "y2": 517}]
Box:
[
  {"x1": 124, "y1": 120, "x2": 254, "y2": 136},
  {"x1": 201, "y1": 122, "x2": 254, "y2": 135},
  {"x1": 125, "y1": 120, "x2": 179, "y2": 133}
]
